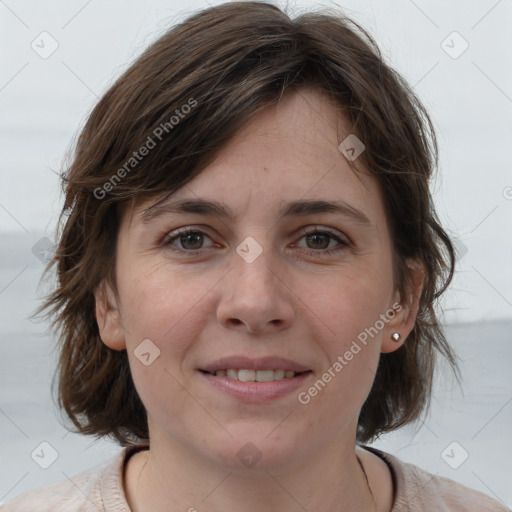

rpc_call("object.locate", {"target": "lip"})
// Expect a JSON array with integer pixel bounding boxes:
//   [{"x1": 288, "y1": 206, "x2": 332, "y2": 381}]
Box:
[
  {"x1": 198, "y1": 370, "x2": 312, "y2": 402},
  {"x1": 199, "y1": 355, "x2": 311, "y2": 373}
]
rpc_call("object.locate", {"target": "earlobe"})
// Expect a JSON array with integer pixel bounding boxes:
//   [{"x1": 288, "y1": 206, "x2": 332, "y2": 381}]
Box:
[
  {"x1": 95, "y1": 280, "x2": 126, "y2": 351},
  {"x1": 381, "y1": 259, "x2": 425, "y2": 354}
]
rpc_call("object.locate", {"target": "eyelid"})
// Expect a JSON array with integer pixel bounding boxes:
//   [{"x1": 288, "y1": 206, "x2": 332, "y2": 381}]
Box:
[
  {"x1": 161, "y1": 226, "x2": 215, "y2": 246},
  {"x1": 300, "y1": 225, "x2": 348, "y2": 240},
  {"x1": 162, "y1": 224, "x2": 347, "y2": 243}
]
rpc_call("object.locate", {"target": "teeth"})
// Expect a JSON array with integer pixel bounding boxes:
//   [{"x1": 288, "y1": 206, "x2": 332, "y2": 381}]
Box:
[
  {"x1": 213, "y1": 369, "x2": 300, "y2": 381},
  {"x1": 239, "y1": 369, "x2": 256, "y2": 382}
]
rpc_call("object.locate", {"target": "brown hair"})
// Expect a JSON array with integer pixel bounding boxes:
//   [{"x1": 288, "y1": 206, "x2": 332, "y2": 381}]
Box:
[{"x1": 37, "y1": 1, "x2": 461, "y2": 446}]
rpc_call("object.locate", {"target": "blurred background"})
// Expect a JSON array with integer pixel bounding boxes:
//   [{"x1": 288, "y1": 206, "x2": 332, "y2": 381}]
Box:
[{"x1": 0, "y1": 0, "x2": 511, "y2": 507}]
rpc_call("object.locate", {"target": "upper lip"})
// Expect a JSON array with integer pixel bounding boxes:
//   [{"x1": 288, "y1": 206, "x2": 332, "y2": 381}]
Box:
[{"x1": 200, "y1": 356, "x2": 311, "y2": 373}]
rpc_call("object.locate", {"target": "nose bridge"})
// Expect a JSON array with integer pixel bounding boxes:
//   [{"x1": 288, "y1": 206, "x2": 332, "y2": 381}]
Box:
[
  {"x1": 217, "y1": 233, "x2": 294, "y2": 332},
  {"x1": 232, "y1": 234, "x2": 278, "y2": 300}
]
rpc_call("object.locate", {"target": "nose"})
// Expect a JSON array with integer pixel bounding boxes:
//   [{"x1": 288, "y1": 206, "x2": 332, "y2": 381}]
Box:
[{"x1": 216, "y1": 242, "x2": 295, "y2": 335}]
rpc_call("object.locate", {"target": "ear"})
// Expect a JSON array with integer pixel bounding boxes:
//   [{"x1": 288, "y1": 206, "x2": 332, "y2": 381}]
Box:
[
  {"x1": 381, "y1": 259, "x2": 425, "y2": 354},
  {"x1": 95, "y1": 279, "x2": 126, "y2": 351}
]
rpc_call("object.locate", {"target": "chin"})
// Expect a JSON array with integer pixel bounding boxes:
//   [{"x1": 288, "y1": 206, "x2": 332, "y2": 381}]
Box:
[{"x1": 202, "y1": 429, "x2": 304, "y2": 474}]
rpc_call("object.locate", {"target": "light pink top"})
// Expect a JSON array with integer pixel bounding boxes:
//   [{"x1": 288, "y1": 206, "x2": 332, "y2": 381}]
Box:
[{"x1": 1, "y1": 444, "x2": 509, "y2": 511}]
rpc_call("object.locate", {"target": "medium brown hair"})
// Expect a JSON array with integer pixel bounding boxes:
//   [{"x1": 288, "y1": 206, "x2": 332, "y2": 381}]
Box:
[{"x1": 38, "y1": 1, "x2": 461, "y2": 446}]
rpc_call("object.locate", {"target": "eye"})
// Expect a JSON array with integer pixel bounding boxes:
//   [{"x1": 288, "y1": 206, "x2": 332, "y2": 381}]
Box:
[
  {"x1": 294, "y1": 226, "x2": 349, "y2": 256},
  {"x1": 163, "y1": 227, "x2": 215, "y2": 253},
  {"x1": 162, "y1": 225, "x2": 350, "y2": 257}
]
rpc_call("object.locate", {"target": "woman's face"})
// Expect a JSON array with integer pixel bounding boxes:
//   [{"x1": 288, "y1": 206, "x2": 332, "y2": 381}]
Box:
[{"x1": 97, "y1": 88, "x2": 418, "y2": 471}]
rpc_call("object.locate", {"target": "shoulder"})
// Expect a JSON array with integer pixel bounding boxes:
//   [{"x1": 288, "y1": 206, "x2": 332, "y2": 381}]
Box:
[
  {"x1": 0, "y1": 445, "x2": 146, "y2": 512},
  {"x1": 361, "y1": 445, "x2": 511, "y2": 512}
]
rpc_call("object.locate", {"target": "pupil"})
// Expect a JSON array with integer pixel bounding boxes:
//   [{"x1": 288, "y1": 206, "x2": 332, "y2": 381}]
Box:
[
  {"x1": 182, "y1": 233, "x2": 202, "y2": 249},
  {"x1": 307, "y1": 234, "x2": 328, "y2": 249}
]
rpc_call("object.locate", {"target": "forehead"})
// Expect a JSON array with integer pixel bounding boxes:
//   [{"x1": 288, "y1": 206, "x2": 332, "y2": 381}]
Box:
[{"x1": 127, "y1": 88, "x2": 382, "y2": 227}]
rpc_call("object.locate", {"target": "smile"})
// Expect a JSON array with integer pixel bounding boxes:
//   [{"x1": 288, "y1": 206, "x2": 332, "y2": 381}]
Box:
[
  {"x1": 198, "y1": 369, "x2": 313, "y2": 402},
  {"x1": 201, "y1": 369, "x2": 307, "y2": 381}
]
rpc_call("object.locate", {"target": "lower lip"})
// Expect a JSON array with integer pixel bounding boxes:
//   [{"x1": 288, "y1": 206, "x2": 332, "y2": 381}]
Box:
[{"x1": 198, "y1": 370, "x2": 312, "y2": 402}]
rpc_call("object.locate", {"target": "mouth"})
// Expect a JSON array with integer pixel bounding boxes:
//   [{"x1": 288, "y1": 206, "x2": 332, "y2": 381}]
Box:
[
  {"x1": 197, "y1": 367, "x2": 313, "y2": 402},
  {"x1": 197, "y1": 356, "x2": 313, "y2": 401},
  {"x1": 199, "y1": 368, "x2": 312, "y2": 382}
]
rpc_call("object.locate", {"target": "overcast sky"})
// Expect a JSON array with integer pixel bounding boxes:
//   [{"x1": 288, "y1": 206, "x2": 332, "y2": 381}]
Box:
[{"x1": 1, "y1": 0, "x2": 511, "y2": 323}]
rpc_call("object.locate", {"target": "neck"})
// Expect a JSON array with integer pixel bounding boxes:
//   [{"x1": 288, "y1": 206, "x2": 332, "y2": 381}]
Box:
[{"x1": 126, "y1": 431, "x2": 379, "y2": 512}]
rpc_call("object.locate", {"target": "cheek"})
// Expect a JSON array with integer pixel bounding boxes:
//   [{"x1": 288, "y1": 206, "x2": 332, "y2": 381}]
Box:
[
  {"x1": 300, "y1": 260, "x2": 393, "y2": 345},
  {"x1": 292, "y1": 262, "x2": 390, "y2": 407},
  {"x1": 114, "y1": 262, "x2": 208, "y2": 411},
  {"x1": 119, "y1": 264, "x2": 204, "y2": 420},
  {"x1": 117, "y1": 259, "x2": 211, "y2": 345}
]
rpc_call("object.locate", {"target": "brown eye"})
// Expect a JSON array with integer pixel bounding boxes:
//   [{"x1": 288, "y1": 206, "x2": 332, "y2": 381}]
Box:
[
  {"x1": 178, "y1": 231, "x2": 204, "y2": 250},
  {"x1": 296, "y1": 226, "x2": 349, "y2": 256},
  {"x1": 164, "y1": 228, "x2": 215, "y2": 252},
  {"x1": 305, "y1": 233, "x2": 331, "y2": 250}
]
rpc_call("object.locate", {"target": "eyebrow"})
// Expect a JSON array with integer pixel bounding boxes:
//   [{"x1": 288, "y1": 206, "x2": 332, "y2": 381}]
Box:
[{"x1": 141, "y1": 197, "x2": 373, "y2": 227}]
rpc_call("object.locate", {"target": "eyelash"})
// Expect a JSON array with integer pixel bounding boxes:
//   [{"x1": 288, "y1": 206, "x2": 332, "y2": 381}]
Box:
[{"x1": 162, "y1": 226, "x2": 349, "y2": 257}]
